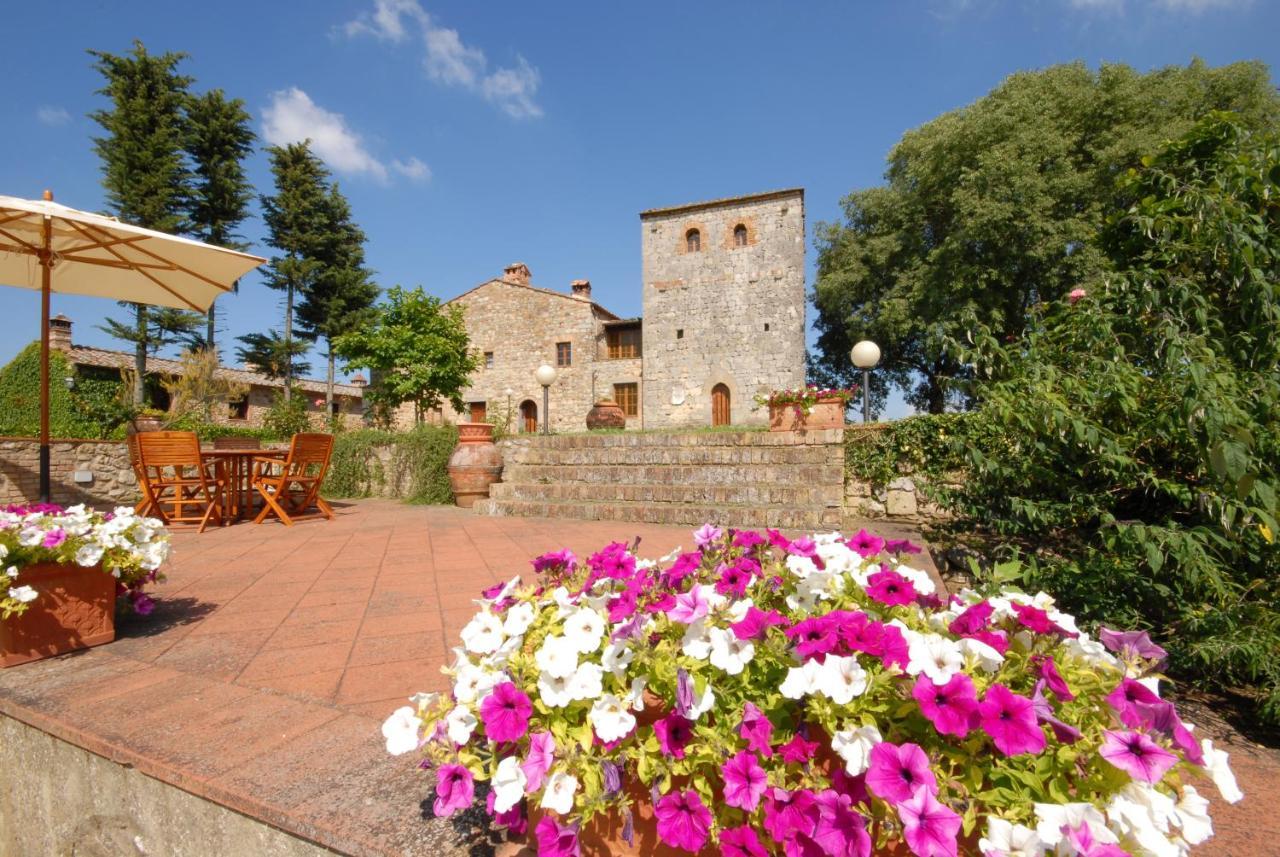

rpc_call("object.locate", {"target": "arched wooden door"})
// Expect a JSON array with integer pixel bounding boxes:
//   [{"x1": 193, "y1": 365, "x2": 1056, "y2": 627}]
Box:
[
  {"x1": 711, "y1": 383, "x2": 730, "y2": 427},
  {"x1": 520, "y1": 400, "x2": 538, "y2": 433}
]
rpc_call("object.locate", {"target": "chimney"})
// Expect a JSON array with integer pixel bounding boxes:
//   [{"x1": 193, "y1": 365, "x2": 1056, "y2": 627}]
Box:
[
  {"x1": 570, "y1": 279, "x2": 592, "y2": 300},
  {"x1": 503, "y1": 262, "x2": 531, "y2": 285},
  {"x1": 49, "y1": 314, "x2": 72, "y2": 351},
  {"x1": 351, "y1": 373, "x2": 368, "y2": 388}
]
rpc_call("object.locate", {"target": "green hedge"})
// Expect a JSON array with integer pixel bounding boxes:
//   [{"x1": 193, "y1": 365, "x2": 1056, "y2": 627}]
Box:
[
  {"x1": 323, "y1": 425, "x2": 457, "y2": 504},
  {"x1": 843, "y1": 412, "x2": 1002, "y2": 490},
  {"x1": 0, "y1": 344, "x2": 130, "y2": 439}
]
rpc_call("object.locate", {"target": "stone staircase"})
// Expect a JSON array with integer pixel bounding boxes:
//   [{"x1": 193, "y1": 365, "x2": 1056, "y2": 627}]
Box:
[{"x1": 476, "y1": 429, "x2": 846, "y2": 530}]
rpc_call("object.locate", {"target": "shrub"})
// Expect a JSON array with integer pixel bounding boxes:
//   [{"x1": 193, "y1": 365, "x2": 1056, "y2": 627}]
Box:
[
  {"x1": 323, "y1": 425, "x2": 457, "y2": 504},
  {"x1": 843, "y1": 413, "x2": 1003, "y2": 492},
  {"x1": 0, "y1": 344, "x2": 130, "y2": 439},
  {"x1": 262, "y1": 389, "x2": 311, "y2": 438}
]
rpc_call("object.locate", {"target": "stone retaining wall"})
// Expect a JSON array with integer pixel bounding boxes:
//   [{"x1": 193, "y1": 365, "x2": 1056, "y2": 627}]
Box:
[{"x1": 0, "y1": 437, "x2": 137, "y2": 508}]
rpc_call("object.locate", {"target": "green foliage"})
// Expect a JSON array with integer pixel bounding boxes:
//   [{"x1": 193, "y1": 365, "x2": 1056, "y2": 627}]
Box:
[
  {"x1": 812, "y1": 59, "x2": 1280, "y2": 413},
  {"x1": 262, "y1": 389, "x2": 311, "y2": 439},
  {"x1": 949, "y1": 114, "x2": 1280, "y2": 722},
  {"x1": 843, "y1": 412, "x2": 1001, "y2": 490},
  {"x1": 0, "y1": 344, "x2": 129, "y2": 439},
  {"x1": 334, "y1": 285, "x2": 479, "y2": 420},
  {"x1": 323, "y1": 425, "x2": 457, "y2": 504},
  {"x1": 234, "y1": 330, "x2": 312, "y2": 380},
  {"x1": 161, "y1": 348, "x2": 249, "y2": 423}
]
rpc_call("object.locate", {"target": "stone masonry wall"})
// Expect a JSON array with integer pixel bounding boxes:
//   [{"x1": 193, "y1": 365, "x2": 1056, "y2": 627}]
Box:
[
  {"x1": 640, "y1": 190, "x2": 807, "y2": 428},
  {"x1": 0, "y1": 437, "x2": 137, "y2": 508}
]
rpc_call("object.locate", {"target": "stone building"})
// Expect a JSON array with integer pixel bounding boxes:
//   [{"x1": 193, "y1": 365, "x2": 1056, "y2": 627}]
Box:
[{"x1": 438, "y1": 189, "x2": 806, "y2": 432}]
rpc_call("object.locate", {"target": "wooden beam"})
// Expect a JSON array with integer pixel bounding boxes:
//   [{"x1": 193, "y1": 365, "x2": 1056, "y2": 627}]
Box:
[
  {"x1": 64, "y1": 220, "x2": 203, "y2": 311},
  {"x1": 79, "y1": 222, "x2": 234, "y2": 293}
]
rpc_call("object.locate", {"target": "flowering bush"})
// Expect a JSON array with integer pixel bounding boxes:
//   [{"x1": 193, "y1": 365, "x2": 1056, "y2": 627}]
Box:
[
  {"x1": 385, "y1": 525, "x2": 1242, "y2": 856},
  {"x1": 0, "y1": 503, "x2": 169, "y2": 619},
  {"x1": 755, "y1": 386, "x2": 856, "y2": 417}
]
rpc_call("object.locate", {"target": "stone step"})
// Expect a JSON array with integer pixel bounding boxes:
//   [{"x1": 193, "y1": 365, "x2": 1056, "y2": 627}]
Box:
[
  {"x1": 488, "y1": 480, "x2": 842, "y2": 508},
  {"x1": 498, "y1": 462, "x2": 846, "y2": 486},
  {"x1": 498, "y1": 428, "x2": 844, "y2": 451},
  {"x1": 506, "y1": 444, "x2": 842, "y2": 467},
  {"x1": 479, "y1": 497, "x2": 844, "y2": 531}
]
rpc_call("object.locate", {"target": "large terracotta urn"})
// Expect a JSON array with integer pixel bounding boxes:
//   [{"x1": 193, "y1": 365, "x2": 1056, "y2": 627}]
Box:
[
  {"x1": 1, "y1": 562, "x2": 115, "y2": 668},
  {"x1": 447, "y1": 423, "x2": 503, "y2": 508},
  {"x1": 586, "y1": 398, "x2": 626, "y2": 430}
]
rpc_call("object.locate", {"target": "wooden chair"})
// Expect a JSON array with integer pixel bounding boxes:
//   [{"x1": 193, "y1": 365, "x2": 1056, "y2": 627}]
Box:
[
  {"x1": 250, "y1": 433, "x2": 335, "y2": 526},
  {"x1": 136, "y1": 431, "x2": 226, "y2": 533},
  {"x1": 126, "y1": 432, "x2": 161, "y2": 517},
  {"x1": 212, "y1": 436, "x2": 262, "y2": 450}
]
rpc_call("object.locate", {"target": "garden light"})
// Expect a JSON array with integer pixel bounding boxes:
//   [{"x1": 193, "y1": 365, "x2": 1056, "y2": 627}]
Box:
[
  {"x1": 535, "y1": 364, "x2": 557, "y2": 434},
  {"x1": 850, "y1": 340, "x2": 880, "y2": 424}
]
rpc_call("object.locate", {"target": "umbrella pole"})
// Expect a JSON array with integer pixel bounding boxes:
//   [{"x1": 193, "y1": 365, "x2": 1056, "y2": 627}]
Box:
[{"x1": 38, "y1": 193, "x2": 52, "y2": 504}]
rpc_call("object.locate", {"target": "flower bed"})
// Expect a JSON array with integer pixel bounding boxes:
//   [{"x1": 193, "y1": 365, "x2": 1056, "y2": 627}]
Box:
[
  {"x1": 385, "y1": 524, "x2": 1242, "y2": 856},
  {"x1": 1, "y1": 503, "x2": 169, "y2": 620}
]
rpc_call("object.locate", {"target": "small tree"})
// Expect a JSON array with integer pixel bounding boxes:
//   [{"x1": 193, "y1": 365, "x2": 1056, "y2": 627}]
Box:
[
  {"x1": 234, "y1": 330, "x2": 312, "y2": 381},
  {"x1": 161, "y1": 348, "x2": 249, "y2": 423},
  {"x1": 334, "y1": 286, "x2": 478, "y2": 423}
]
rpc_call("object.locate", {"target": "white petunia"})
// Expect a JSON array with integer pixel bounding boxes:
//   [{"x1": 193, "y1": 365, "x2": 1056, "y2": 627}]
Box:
[
  {"x1": 18, "y1": 528, "x2": 43, "y2": 547},
  {"x1": 907, "y1": 633, "x2": 964, "y2": 686},
  {"x1": 502, "y1": 601, "x2": 536, "y2": 636},
  {"x1": 1200, "y1": 739, "x2": 1244, "y2": 803},
  {"x1": 1172, "y1": 785, "x2": 1213, "y2": 846},
  {"x1": 1034, "y1": 802, "x2": 1117, "y2": 847},
  {"x1": 483, "y1": 635, "x2": 522, "y2": 670},
  {"x1": 492, "y1": 755, "x2": 528, "y2": 813},
  {"x1": 460, "y1": 611, "x2": 505, "y2": 655},
  {"x1": 4, "y1": 565, "x2": 15, "y2": 578},
  {"x1": 958, "y1": 636, "x2": 1005, "y2": 672},
  {"x1": 0, "y1": 545, "x2": 6, "y2": 559},
  {"x1": 535, "y1": 635, "x2": 579, "y2": 679},
  {"x1": 551, "y1": 586, "x2": 577, "y2": 617},
  {"x1": 686, "y1": 682, "x2": 715, "y2": 720},
  {"x1": 381, "y1": 706, "x2": 421, "y2": 756},
  {"x1": 602, "y1": 642, "x2": 634, "y2": 677},
  {"x1": 817, "y1": 655, "x2": 868, "y2": 705},
  {"x1": 537, "y1": 671, "x2": 573, "y2": 708},
  {"x1": 453, "y1": 664, "x2": 499, "y2": 705},
  {"x1": 445, "y1": 704, "x2": 477, "y2": 745},
  {"x1": 625, "y1": 677, "x2": 647, "y2": 711},
  {"x1": 785, "y1": 554, "x2": 821, "y2": 579},
  {"x1": 681, "y1": 619, "x2": 713, "y2": 660},
  {"x1": 75, "y1": 543, "x2": 105, "y2": 568},
  {"x1": 563, "y1": 607, "x2": 605, "y2": 654},
  {"x1": 540, "y1": 771, "x2": 579, "y2": 815},
  {"x1": 727, "y1": 598, "x2": 754, "y2": 624},
  {"x1": 1106, "y1": 783, "x2": 1179, "y2": 857},
  {"x1": 590, "y1": 693, "x2": 637, "y2": 742},
  {"x1": 409, "y1": 691, "x2": 439, "y2": 713},
  {"x1": 8, "y1": 585, "x2": 37, "y2": 604},
  {"x1": 567, "y1": 661, "x2": 604, "y2": 701},
  {"x1": 709, "y1": 627, "x2": 754, "y2": 675},
  {"x1": 780, "y1": 659, "x2": 824, "y2": 699},
  {"x1": 894, "y1": 563, "x2": 936, "y2": 596},
  {"x1": 830, "y1": 724, "x2": 881, "y2": 775},
  {"x1": 978, "y1": 817, "x2": 1043, "y2": 857}
]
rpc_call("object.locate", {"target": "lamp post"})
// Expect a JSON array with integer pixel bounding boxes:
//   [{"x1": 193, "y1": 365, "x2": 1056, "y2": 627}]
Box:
[
  {"x1": 850, "y1": 340, "x2": 880, "y2": 424},
  {"x1": 535, "y1": 364, "x2": 557, "y2": 435}
]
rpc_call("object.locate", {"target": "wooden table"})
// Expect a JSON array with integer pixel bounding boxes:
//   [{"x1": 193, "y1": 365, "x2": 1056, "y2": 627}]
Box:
[{"x1": 202, "y1": 449, "x2": 286, "y2": 522}]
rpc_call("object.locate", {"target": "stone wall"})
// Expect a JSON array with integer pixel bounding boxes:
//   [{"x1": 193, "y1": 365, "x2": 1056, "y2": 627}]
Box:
[
  {"x1": 843, "y1": 474, "x2": 950, "y2": 522},
  {"x1": 640, "y1": 189, "x2": 807, "y2": 428},
  {"x1": 0, "y1": 437, "x2": 137, "y2": 508}
]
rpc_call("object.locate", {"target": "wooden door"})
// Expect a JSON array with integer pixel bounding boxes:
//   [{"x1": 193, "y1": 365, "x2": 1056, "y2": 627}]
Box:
[
  {"x1": 469, "y1": 401, "x2": 487, "y2": 423},
  {"x1": 520, "y1": 400, "x2": 538, "y2": 433},
  {"x1": 711, "y1": 383, "x2": 730, "y2": 427}
]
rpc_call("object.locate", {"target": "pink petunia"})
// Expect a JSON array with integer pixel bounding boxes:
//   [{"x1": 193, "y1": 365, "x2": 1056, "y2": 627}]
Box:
[
  {"x1": 42, "y1": 528, "x2": 67, "y2": 548},
  {"x1": 732, "y1": 529, "x2": 767, "y2": 550},
  {"x1": 432, "y1": 763, "x2": 475, "y2": 817},
  {"x1": 779, "y1": 733, "x2": 820, "y2": 765},
  {"x1": 607, "y1": 588, "x2": 638, "y2": 623},
  {"x1": 486, "y1": 790, "x2": 527, "y2": 835},
  {"x1": 693, "y1": 523, "x2": 723, "y2": 548},
  {"x1": 534, "y1": 815, "x2": 580, "y2": 857},
  {"x1": 864, "y1": 568, "x2": 917, "y2": 607},
  {"x1": 520, "y1": 731, "x2": 555, "y2": 791},
  {"x1": 913, "y1": 673, "x2": 979, "y2": 738},
  {"x1": 731, "y1": 606, "x2": 790, "y2": 641},
  {"x1": 846, "y1": 528, "x2": 886, "y2": 558},
  {"x1": 1062, "y1": 822, "x2": 1129, "y2": 857},
  {"x1": 667, "y1": 586, "x2": 710, "y2": 624},
  {"x1": 720, "y1": 825, "x2": 769, "y2": 857},
  {"x1": 1105, "y1": 678, "x2": 1163, "y2": 728},
  {"x1": 1031, "y1": 680, "x2": 1082, "y2": 744},
  {"x1": 785, "y1": 615, "x2": 841, "y2": 660},
  {"x1": 1032, "y1": 654, "x2": 1076, "y2": 701},
  {"x1": 654, "y1": 712, "x2": 695, "y2": 759},
  {"x1": 1011, "y1": 603, "x2": 1075, "y2": 637},
  {"x1": 739, "y1": 702, "x2": 774, "y2": 757},
  {"x1": 1099, "y1": 627, "x2": 1167, "y2": 664},
  {"x1": 884, "y1": 537, "x2": 923, "y2": 555},
  {"x1": 948, "y1": 601, "x2": 994, "y2": 636},
  {"x1": 813, "y1": 789, "x2": 872, "y2": 857},
  {"x1": 722, "y1": 751, "x2": 768, "y2": 811},
  {"x1": 479, "y1": 682, "x2": 532, "y2": 743},
  {"x1": 898, "y1": 785, "x2": 961, "y2": 857},
  {"x1": 662, "y1": 552, "x2": 702, "y2": 587},
  {"x1": 1135, "y1": 700, "x2": 1203, "y2": 765},
  {"x1": 1099, "y1": 730, "x2": 1179, "y2": 784},
  {"x1": 978, "y1": 684, "x2": 1046, "y2": 756},
  {"x1": 763, "y1": 788, "x2": 819, "y2": 842},
  {"x1": 716, "y1": 562, "x2": 754, "y2": 598},
  {"x1": 865, "y1": 742, "x2": 937, "y2": 805},
  {"x1": 1068, "y1": 288, "x2": 1088, "y2": 304},
  {"x1": 654, "y1": 789, "x2": 712, "y2": 853}
]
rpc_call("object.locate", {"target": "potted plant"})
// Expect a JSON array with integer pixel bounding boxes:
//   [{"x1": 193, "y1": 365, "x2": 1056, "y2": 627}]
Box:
[
  {"x1": 129, "y1": 407, "x2": 169, "y2": 433},
  {"x1": 385, "y1": 526, "x2": 1240, "y2": 856},
  {"x1": 1, "y1": 503, "x2": 170, "y2": 667},
  {"x1": 757, "y1": 387, "x2": 855, "y2": 432}
]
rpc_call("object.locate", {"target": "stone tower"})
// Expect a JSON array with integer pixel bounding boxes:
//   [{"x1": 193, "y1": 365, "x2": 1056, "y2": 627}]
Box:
[{"x1": 640, "y1": 188, "x2": 806, "y2": 428}]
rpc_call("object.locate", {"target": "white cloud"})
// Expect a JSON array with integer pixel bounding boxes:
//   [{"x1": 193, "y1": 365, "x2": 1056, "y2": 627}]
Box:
[
  {"x1": 36, "y1": 106, "x2": 70, "y2": 126},
  {"x1": 343, "y1": 0, "x2": 543, "y2": 119},
  {"x1": 262, "y1": 88, "x2": 430, "y2": 184}
]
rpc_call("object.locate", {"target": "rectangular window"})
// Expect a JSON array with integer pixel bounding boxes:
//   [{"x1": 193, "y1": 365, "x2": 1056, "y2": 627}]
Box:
[
  {"x1": 556, "y1": 341, "x2": 572, "y2": 367},
  {"x1": 228, "y1": 396, "x2": 249, "y2": 420},
  {"x1": 613, "y1": 383, "x2": 638, "y2": 417},
  {"x1": 607, "y1": 326, "x2": 642, "y2": 359},
  {"x1": 484, "y1": 351, "x2": 494, "y2": 369},
  {"x1": 469, "y1": 401, "x2": 487, "y2": 422}
]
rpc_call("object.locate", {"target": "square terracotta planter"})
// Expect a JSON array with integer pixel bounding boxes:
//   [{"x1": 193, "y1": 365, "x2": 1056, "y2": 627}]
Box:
[
  {"x1": 768, "y1": 397, "x2": 847, "y2": 432},
  {"x1": 1, "y1": 562, "x2": 116, "y2": 668}
]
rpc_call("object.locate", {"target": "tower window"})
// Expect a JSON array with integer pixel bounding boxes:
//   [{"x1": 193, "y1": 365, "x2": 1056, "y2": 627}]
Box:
[
  {"x1": 556, "y1": 341, "x2": 572, "y2": 367},
  {"x1": 686, "y1": 228, "x2": 701, "y2": 253},
  {"x1": 733, "y1": 224, "x2": 748, "y2": 247},
  {"x1": 764, "y1": 323, "x2": 770, "y2": 331},
  {"x1": 484, "y1": 351, "x2": 494, "y2": 369},
  {"x1": 613, "y1": 383, "x2": 639, "y2": 417},
  {"x1": 676, "y1": 329, "x2": 684, "y2": 339}
]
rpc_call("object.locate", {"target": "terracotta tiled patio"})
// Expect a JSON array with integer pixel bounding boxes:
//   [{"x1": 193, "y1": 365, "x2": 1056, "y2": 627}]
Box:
[{"x1": 0, "y1": 499, "x2": 1275, "y2": 856}]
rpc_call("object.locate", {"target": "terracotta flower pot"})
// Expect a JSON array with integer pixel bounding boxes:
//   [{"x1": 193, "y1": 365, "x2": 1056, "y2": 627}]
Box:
[
  {"x1": 448, "y1": 423, "x2": 503, "y2": 508},
  {"x1": 129, "y1": 414, "x2": 166, "y2": 433},
  {"x1": 1, "y1": 562, "x2": 115, "y2": 668},
  {"x1": 586, "y1": 399, "x2": 627, "y2": 430},
  {"x1": 768, "y1": 396, "x2": 847, "y2": 432}
]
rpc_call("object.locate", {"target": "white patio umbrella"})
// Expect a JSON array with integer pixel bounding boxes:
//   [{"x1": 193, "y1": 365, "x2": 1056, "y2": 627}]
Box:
[{"x1": 0, "y1": 191, "x2": 266, "y2": 502}]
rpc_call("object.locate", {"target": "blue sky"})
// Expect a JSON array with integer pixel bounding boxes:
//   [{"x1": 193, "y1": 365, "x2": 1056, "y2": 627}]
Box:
[{"x1": 2, "y1": 0, "x2": 1275, "y2": 416}]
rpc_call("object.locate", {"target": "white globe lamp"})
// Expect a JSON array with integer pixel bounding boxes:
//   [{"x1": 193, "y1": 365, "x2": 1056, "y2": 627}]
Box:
[
  {"x1": 535, "y1": 365, "x2": 557, "y2": 434},
  {"x1": 850, "y1": 340, "x2": 880, "y2": 423}
]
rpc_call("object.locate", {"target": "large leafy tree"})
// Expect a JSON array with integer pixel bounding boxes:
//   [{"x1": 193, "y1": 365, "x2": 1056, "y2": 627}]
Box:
[
  {"x1": 185, "y1": 89, "x2": 256, "y2": 353},
  {"x1": 334, "y1": 286, "x2": 478, "y2": 424},
  {"x1": 259, "y1": 142, "x2": 332, "y2": 399},
  {"x1": 89, "y1": 41, "x2": 203, "y2": 404},
  {"x1": 949, "y1": 114, "x2": 1280, "y2": 721},
  {"x1": 812, "y1": 59, "x2": 1280, "y2": 412},
  {"x1": 296, "y1": 184, "x2": 380, "y2": 413}
]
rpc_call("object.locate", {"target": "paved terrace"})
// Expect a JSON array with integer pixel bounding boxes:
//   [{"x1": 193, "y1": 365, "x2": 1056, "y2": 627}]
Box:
[{"x1": 0, "y1": 500, "x2": 1275, "y2": 855}]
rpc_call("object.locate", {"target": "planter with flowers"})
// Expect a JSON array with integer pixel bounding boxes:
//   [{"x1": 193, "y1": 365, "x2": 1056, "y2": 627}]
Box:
[
  {"x1": 1, "y1": 503, "x2": 169, "y2": 667},
  {"x1": 757, "y1": 387, "x2": 855, "y2": 432},
  {"x1": 385, "y1": 524, "x2": 1242, "y2": 856}
]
